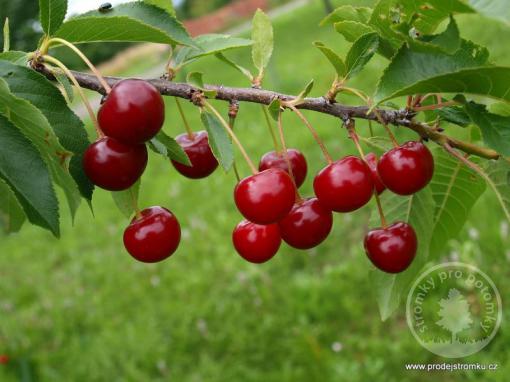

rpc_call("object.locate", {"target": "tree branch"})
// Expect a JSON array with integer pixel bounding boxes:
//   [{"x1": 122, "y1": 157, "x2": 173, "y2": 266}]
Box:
[{"x1": 34, "y1": 65, "x2": 501, "y2": 160}]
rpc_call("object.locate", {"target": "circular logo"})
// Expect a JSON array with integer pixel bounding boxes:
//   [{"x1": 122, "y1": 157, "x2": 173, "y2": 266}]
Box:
[{"x1": 406, "y1": 262, "x2": 502, "y2": 358}]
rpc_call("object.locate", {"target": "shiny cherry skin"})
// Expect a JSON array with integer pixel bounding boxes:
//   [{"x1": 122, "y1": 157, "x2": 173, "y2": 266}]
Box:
[
  {"x1": 98, "y1": 79, "x2": 165, "y2": 144},
  {"x1": 258, "y1": 149, "x2": 308, "y2": 188},
  {"x1": 234, "y1": 168, "x2": 296, "y2": 225},
  {"x1": 313, "y1": 156, "x2": 374, "y2": 213},
  {"x1": 279, "y1": 197, "x2": 333, "y2": 249},
  {"x1": 365, "y1": 152, "x2": 386, "y2": 195},
  {"x1": 377, "y1": 141, "x2": 434, "y2": 195},
  {"x1": 123, "y1": 206, "x2": 181, "y2": 263},
  {"x1": 83, "y1": 137, "x2": 148, "y2": 191},
  {"x1": 171, "y1": 130, "x2": 218, "y2": 179},
  {"x1": 232, "y1": 220, "x2": 281, "y2": 263},
  {"x1": 364, "y1": 222, "x2": 417, "y2": 273}
]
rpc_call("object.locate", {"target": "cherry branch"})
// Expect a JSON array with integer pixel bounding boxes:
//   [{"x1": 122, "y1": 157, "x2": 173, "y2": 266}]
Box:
[{"x1": 33, "y1": 65, "x2": 501, "y2": 161}]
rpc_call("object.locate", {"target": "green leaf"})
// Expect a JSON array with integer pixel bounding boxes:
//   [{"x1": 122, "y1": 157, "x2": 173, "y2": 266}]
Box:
[
  {"x1": 466, "y1": 0, "x2": 510, "y2": 25},
  {"x1": 0, "y1": 177, "x2": 25, "y2": 234},
  {"x1": 313, "y1": 41, "x2": 346, "y2": 77},
  {"x1": 3, "y1": 18, "x2": 9, "y2": 52},
  {"x1": 429, "y1": 148, "x2": 486, "y2": 257},
  {"x1": 435, "y1": 106, "x2": 471, "y2": 127},
  {"x1": 0, "y1": 78, "x2": 81, "y2": 222},
  {"x1": 0, "y1": 115, "x2": 59, "y2": 236},
  {"x1": 484, "y1": 159, "x2": 510, "y2": 223},
  {"x1": 373, "y1": 41, "x2": 491, "y2": 104},
  {"x1": 267, "y1": 99, "x2": 281, "y2": 121},
  {"x1": 215, "y1": 53, "x2": 253, "y2": 81},
  {"x1": 0, "y1": 51, "x2": 29, "y2": 65},
  {"x1": 112, "y1": 180, "x2": 140, "y2": 219},
  {"x1": 295, "y1": 79, "x2": 314, "y2": 101},
  {"x1": 419, "y1": 17, "x2": 461, "y2": 54},
  {"x1": 143, "y1": 0, "x2": 175, "y2": 16},
  {"x1": 53, "y1": 69, "x2": 74, "y2": 103},
  {"x1": 200, "y1": 111, "x2": 233, "y2": 172},
  {"x1": 39, "y1": 0, "x2": 67, "y2": 36},
  {"x1": 186, "y1": 71, "x2": 217, "y2": 98},
  {"x1": 0, "y1": 60, "x2": 93, "y2": 201},
  {"x1": 55, "y1": 2, "x2": 193, "y2": 46},
  {"x1": 465, "y1": 103, "x2": 510, "y2": 157},
  {"x1": 320, "y1": 5, "x2": 372, "y2": 26},
  {"x1": 369, "y1": 187, "x2": 435, "y2": 320},
  {"x1": 345, "y1": 32, "x2": 379, "y2": 79},
  {"x1": 149, "y1": 131, "x2": 191, "y2": 166},
  {"x1": 334, "y1": 21, "x2": 395, "y2": 59},
  {"x1": 489, "y1": 102, "x2": 510, "y2": 117},
  {"x1": 251, "y1": 9, "x2": 273, "y2": 75}
]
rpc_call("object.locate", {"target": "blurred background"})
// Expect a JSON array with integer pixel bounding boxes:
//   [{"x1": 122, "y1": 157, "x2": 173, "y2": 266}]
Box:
[{"x1": 0, "y1": 0, "x2": 509, "y2": 381}]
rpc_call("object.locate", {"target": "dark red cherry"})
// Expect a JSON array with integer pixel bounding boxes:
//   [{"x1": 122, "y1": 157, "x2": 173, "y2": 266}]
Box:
[
  {"x1": 234, "y1": 168, "x2": 296, "y2": 225},
  {"x1": 365, "y1": 153, "x2": 386, "y2": 195},
  {"x1": 83, "y1": 137, "x2": 148, "y2": 191},
  {"x1": 364, "y1": 222, "x2": 417, "y2": 273},
  {"x1": 123, "y1": 206, "x2": 181, "y2": 263},
  {"x1": 0, "y1": 354, "x2": 9, "y2": 365},
  {"x1": 279, "y1": 197, "x2": 333, "y2": 249},
  {"x1": 171, "y1": 130, "x2": 218, "y2": 179},
  {"x1": 313, "y1": 156, "x2": 374, "y2": 213},
  {"x1": 98, "y1": 79, "x2": 165, "y2": 144},
  {"x1": 258, "y1": 149, "x2": 308, "y2": 188},
  {"x1": 377, "y1": 141, "x2": 434, "y2": 195},
  {"x1": 232, "y1": 220, "x2": 281, "y2": 263}
]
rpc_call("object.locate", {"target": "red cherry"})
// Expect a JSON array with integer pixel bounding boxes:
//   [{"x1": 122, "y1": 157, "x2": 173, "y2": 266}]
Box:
[
  {"x1": 258, "y1": 149, "x2": 308, "y2": 188},
  {"x1": 123, "y1": 206, "x2": 181, "y2": 263},
  {"x1": 278, "y1": 198, "x2": 333, "y2": 249},
  {"x1": 377, "y1": 141, "x2": 434, "y2": 195},
  {"x1": 365, "y1": 153, "x2": 386, "y2": 195},
  {"x1": 98, "y1": 79, "x2": 165, "y2": 144},
  {"x1": 313, "y1": 156, "x2": 374, "y2": 213},
  {"x1": 0, "y1": 354, "x2": 9, "y2": 365},
  {"x1": 364, "y1": 222, "x2": 417, "y2": 273},
  {"x1": 234, "y1": 168, "x2": 296, "y2": 225},
  {"x1": 83, "y1": 137, "x2": 148, "y2": 191},
  {"x1": 232, "y1": 220, "x2": 281, "y2": 263},
  {"x1": 171, "y1": 131, "x2": 218, "y2": 179}
]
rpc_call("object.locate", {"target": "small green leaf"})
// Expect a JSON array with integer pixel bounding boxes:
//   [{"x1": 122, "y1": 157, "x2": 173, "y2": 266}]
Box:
[
  {"x1": 0, "y1": 115, "x2": 59, "y2": 236},
  {"x1": 320, "y1": 5, "x2": 372, "y2": 26},
  {"x1": 251, "y1": 9, "x2": 273, "y2": 75},
  {"x1": 143, "y1": 0, "x2": 175, "y2": 16},
  {"x1": 465, "y1": 103, "x2": 510, "y2": 157},
  {"x1": 3, "y1": 18, "x2": 9, "y2": 52},
  {"x1": 295, "y1": 80, "x2": 314, "y2": 101},
  {"x1": 345, "y1": 32, "x2": 379, "y2": 79},
  {"x1": 39, "y1": 0, "x2": 67, "y2": 36},
  {"x1": 112, "y1": 180, "x2": 140, "y2": 219},
  {"x1": 53, "y1": 69, "x2": 74, "y2": 103},
  {"x1": 186, "y1": 71, "x2": 217, "y2": 98},
  {"x1": 0, "y1": 78, "x2": 81, "y2": 222},
  {"x1": 55, "y1": 2, "x2": 193, "y2": 46},
  {"x1": 429, "y1": 148, "x2": 486, "y2": 257},
  {"x1": 334, "y1": 21, "x2": 395, "y2": 59},
  {"x1": 369, "y1": 187, "x2": 435, "y2": 320},
  {"x1": 215, "y1": 53, "x2": 253, "y2": 81},
  {"x1": 435, "y1": 107, "x2": 471, "y2": 127},
  {"x1": 313, "y1": 41, "x2": 346, "y2": 77},
  {"x1": 149, "y1": 131, "x2": 191, "y2": 166},
  {"x1": 484, "y1": 159, "x2": 510, "y2": 223},
  {"x1": 0, "y1": 177, "x2": 26, "y2": 234},
  {"x1": 200, "y1": 111, "x2": 233, "y2": 172},
  {"x1": 267, "y1": 99, "x2": 281, "y2": 121}
]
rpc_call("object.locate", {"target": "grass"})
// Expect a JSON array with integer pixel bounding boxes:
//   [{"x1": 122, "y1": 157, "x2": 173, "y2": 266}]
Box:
[{"x1": 1, "y1": 1, "x2": 510, "y2": 381}]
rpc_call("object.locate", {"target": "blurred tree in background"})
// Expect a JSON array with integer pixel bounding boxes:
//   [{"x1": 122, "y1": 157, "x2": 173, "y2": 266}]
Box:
[{"x1": 0, "y1": 0, "x2": 40, "y2": 51}]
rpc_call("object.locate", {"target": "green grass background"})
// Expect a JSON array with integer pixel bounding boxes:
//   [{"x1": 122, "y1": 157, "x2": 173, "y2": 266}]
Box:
[{"x1": 1, "y1": 1, "x2": 510, "y2": 381}]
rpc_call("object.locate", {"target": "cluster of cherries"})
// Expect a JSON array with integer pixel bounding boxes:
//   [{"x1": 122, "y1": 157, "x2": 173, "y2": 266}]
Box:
[
  {"x1": 82, "y1": 79, "x2": 434, "y2": 273},
  {"x1": 232, "y1": 140, "x2": 433, "y2": 273}
]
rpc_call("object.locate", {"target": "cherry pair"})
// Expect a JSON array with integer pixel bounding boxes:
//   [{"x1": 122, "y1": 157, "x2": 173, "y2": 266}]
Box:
[{"x1": 83, "y1": 79, "x2": 165, "y2": 191}]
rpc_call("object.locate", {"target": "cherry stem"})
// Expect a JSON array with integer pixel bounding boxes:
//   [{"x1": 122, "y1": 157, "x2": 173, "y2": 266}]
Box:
[
  {"x1": 42, "y1": 55, "x2": 103, "y2": 137},
  {"x1": 372, "y1": 109, "x2": 398, "y2": 147},
  {"x1": 286, "y1": 104, "x2": 333, "y2": 164},
  {"x1": 261, "y1": 105, "x2": 281, "y2": 153},
  {"x1": 203, "y1": 100, "x2": 258, "y2": 175},
  {"x1": 277, "y1": 111, "x2": 302, "y2": 203},
  {"x1": 413, "y1": 101, "x2": 459, "y2": 112},
  {"x1": 443, "y1": 143, "x2": 489, "y2": 181},
  {"x1": 129, "y1": 186, "x2": 142, "y2": 219},
  {"x1": 48, "y1": 38, "x2": 112, "y2": 94},
  {"x1": 340, "y1": 86, "x2": 370, "y2": 103},
  {"x1": 228, "y1": 108, "x2": 241, "y2": 182},
  {"x1": 174, "y1": 97, "x2": 194, "y2": 139},
  {"x1": 347, "y1": 121, "x2": 387, "y2": 228},
  {"x1": 368, "y1": 120, "x2": 374, "y2": 137}
]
